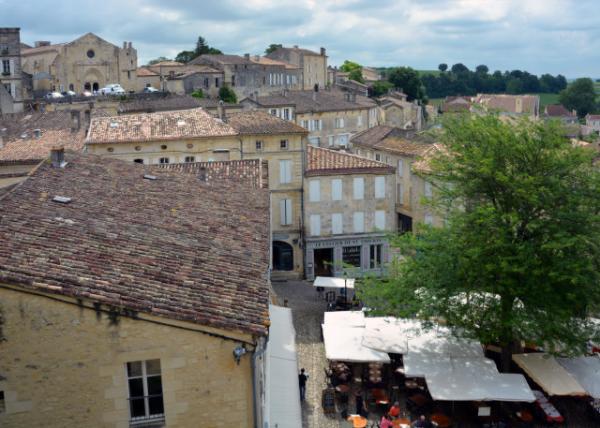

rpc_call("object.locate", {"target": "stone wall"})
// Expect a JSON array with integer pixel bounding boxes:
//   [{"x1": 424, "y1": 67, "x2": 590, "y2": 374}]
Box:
[{"x1": 0, "y1": 286, "x2": 255, "y2": 428}]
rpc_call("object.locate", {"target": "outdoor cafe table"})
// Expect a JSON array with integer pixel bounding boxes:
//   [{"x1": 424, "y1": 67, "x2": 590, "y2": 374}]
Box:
[
  {"x1": 347, "y1": 414, "x2": 368, "y2": 428},
  {"x1": 393, "y1": 417, "x2": 411, "y2": 428}
]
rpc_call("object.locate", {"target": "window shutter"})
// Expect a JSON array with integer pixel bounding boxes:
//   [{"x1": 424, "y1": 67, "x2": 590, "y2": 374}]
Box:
[
  {"x1": 398, "y1": 159, "x2": 403, "y2": 177},
  {"x1": 9, "y1": 59, "x2": 14, "y2": 75},
  {"x1": 425, "y1": 181, "x2": 433, "y2": 198},
  {"x1": 375, "y1": 176, "x2": 386, "y2": 199},
  {"x1": 331, "y1": 179, "x2": 342, "y2": 200},
  {"x1": 279, "y1": 160, "x2": 292, "y2": 184},
  {"x1": 332, "y1": 213, "x2": 343, "y2": 234},
  {"x1": 375, "y1": 210, "x2": 385, "y2": 230},
  {"x1": 309, "y1": 180, "x2": 320, "y2": 202},
  {"x1": 353, "y1": 212, "x2": 364, "y2": 233},
  {"x1": 310, "y1": 215, "x2": 321, "y2": 236},
  {"x1": 353, "y1": 177, "x2": 364, "y2": 200},
  {"x1": 279, "y1": 199, "x2": 287, "y2": 226}
]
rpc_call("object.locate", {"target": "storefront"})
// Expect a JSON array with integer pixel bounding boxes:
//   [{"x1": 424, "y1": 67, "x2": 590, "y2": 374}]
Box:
[{"x1": 304, "y1": 233, "x2": 389, "y2": 280}]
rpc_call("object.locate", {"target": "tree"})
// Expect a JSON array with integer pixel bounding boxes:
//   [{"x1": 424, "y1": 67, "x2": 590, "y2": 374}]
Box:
[
  {"x1": 174, "y1": 50, "x2": 196, "y2": 63},
  {"x1": 438, "y1": 63, "x2": 448, "y2": 72},
  {"x1": 369, "y1": 81, "x2": 393, "y2": 97},
  {"x1": 451, "y1": 63, "x2": 469, "y2": 74},
  {"x1": 146, "y1": 56, "x2": 171, "y2": 66},
  {"x1": 218, "y1": 85, "x2": 237, "y2": 104},
  {"x1": 360, "y1": 115, "x2": 600, "y2": 371},
  {"x1": 387, "y1": 67, "x2": 427, "y2": 103},
  {"x1": 175, "y1": 36, "x2": 222, "y2": 64},
  {"x1": 191, "y1": 89, "x2": 204, "y2": 99},
  {"x1": 339, "y1": 60, "x2": 364, "y2": 83},
  {"x1": 506, "y1": 78, "x2": 524, "y2": 94},
  {"x1": 559, "y1": 78, "x2": 597, "y2": 118},
  {"x1": 265, "y1": 44, "x2": 282, "y2": 55},
  {"x1": 475, "y1": 64, "x2": 489, "y2": 75}
]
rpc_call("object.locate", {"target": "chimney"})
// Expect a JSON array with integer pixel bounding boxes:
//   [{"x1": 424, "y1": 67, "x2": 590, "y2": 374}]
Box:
[
  {"x1": 217, "y1": 100, "x2": 224, "y2": 120},
  {"x1": 254, "y1": 55, "x2": 260, "y2": 62},
  {"x1": 320, "y1": 47, "x2": 326, "y2": 56},
  {"x1": 70, "y1": 110, "x2": 81, "y2": 132},
  {"x1": 128, "y1": 42, "x2": 132, "y2": 49},
  {"x1": 244, "y1": 53, "x2": 250, "y2": 60},
  {"x1": 50, "y1": 147, "x2": 65, "y2": 168},
  {"x1": 123, "y1": 41, "x2": 127, "y2": 49}
]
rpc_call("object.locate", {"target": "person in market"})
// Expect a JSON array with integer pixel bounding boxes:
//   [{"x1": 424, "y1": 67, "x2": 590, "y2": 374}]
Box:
[
  {"x1": 298, "y1": 368, "x2": 308, "y2": 401},
  {"x1": 355, "y1": 391, "x2": 368, "y2": 417},
  {"x1": 380, "y1": 413, "x2": 394, "y2": 428},
  {"x1": 388, "y1": 401, "x2": 401, "y2": 418},
  {"x1": 412, "y1": 414, "x2": 434, "y2": 428}
]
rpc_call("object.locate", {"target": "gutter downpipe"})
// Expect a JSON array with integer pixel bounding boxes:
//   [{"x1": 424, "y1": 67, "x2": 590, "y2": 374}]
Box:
[{"x1": 252, "y1": 335, "x2": 268, "y2": 428}]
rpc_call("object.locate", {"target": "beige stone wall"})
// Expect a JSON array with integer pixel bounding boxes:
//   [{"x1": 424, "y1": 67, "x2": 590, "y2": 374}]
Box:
[
  {"x1": 296, "y1": 108, "x2": 374, "y2": 147},
  {"x1": 137, "y1": 74, "x2": 161, "y2": 92},
  {"x1": 303, "y1": 55, "x2": 327, "y2": 90},
  {"x1": 0, "y1": 286, "x2": 255, "y2": 428}
]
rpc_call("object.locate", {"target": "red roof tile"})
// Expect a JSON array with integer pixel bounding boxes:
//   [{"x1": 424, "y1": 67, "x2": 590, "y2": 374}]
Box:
[{"x1": 305, "y1": 145, "x2": 394, "y2": 176}]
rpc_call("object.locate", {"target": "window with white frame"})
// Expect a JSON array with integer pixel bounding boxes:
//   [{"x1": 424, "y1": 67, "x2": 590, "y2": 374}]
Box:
[
  {"x1": 357, "y1": 115, "x2": 363, "y2": 127},
  {"x1": 375, "y1": 153, "x2": 381, "y2": 161},
  {"x1": 370, "y1": 244, "x2": 383, "y2": 269},
  {"x1": 158, "y1": 157, "x2": 169, "y2": 164},
  {"x1": 397, "y1": 159, "x2": 404, "y2": 177},
  {"x1": 280, "y1": 199, "x2": 293, "y2": 225},
  {"x1": 353, "y1": 177, "x2": 364, "y2": 200},
  {"x1": 331, "y1": 178, "x2": 342, "y2": 201},
  {"x1": 1, "y1": 60, "x2": 10, "y2": 75},
  {"x1": 424, "y1": 212, "x2": 433, "y2": 225},
  {"x1": 375, "y1": 176, "x2": 386, "y2": 199},
  {"x1": 283, "y1": 108, "x2": 291, "y2": 120},
  {"x1": 310, "y1": 214, "x2": 321, "y2": 236},
  {"x1": 280, "y1": 139, "x2": 289, "y2": 150},
  {"x1": 335, "y1": 117, "x2": 345, "y2": 129},
  {"x1": 279, "y1": 160, "x2": 292, "y2": 184},
  {"x1": 126, "y1": 359, "x2": 164, "y2": 422},
  {"x1": 309, "y1": 180, "x2": 320, "y2": 202},
  {"x1": 337, "y1": 134, "x2": 349, "y2": 147},
  {"x1": 331, "y1": 213, "x2": 343, "y2": 235},
  {"x1": 353, "y1": 212, "x2": 365, "y2": 233},
  {"x1": 375, "y1": 210, "x2": 386, "y2": 230},
  {"x1": 270, "y1": 108, "x2": 278, "y2": 117},
  {"x1": 328, "y1": 135, "x2": 334, "y2": 146},
  {"x1": 424, "y1": 181, "x2": 433, "y2": 198},
  {"x1": 184, "y1": 156, "x2": 195, "y2": 163}
]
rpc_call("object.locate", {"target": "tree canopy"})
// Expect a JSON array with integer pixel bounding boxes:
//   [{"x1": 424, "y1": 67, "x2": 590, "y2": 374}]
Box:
[
  {"x1": 559, "y1": 78, "x2": 597, "y2": 118},
  {"x1": 438, "y1": 63, "x2": 448, "y2": 72},
  {"x1": 174, "y1": 36, "x2": 223, "y2": 63},
  {"x1": 146, "y1": 56, "x2": 171, "y2": 66},
  {"x1": 360, "y1": 115, "x2": 600, "y2": 369},
  {"x1": 340, "y1": 60, "x2": 364, "y2": 83},
  {"x1": 265, "y1": 44, "x2": 282, "y2": 55},
  {"x1": 387, "y1": 67, "x2": 427, "y2": 103},
  {"x1": 218, "y1": 85, "x2": 237, "y2": 104}
]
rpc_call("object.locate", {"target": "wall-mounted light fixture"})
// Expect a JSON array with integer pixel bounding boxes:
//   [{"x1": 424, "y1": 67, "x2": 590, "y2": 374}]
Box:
[{"x1": 233, "y1": 344, "x2": 247, "y2": 365}]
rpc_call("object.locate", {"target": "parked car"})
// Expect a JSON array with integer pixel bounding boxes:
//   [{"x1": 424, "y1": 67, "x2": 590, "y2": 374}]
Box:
[
  {"x1": 99, "y1": 84, "x2": 126, "y2": 95},
  {"x1": 143, "y1": 86, "x2": 159, "y2": 93},
  {"x1": 45, "y1": 91, "x2": 64, "y2": 99},
  {"x1": 61, "y1": 90, "x2": 77, "y2": 97},
  {"x1": 81, "y1": 90, "x2": 94, "y2": 97}
]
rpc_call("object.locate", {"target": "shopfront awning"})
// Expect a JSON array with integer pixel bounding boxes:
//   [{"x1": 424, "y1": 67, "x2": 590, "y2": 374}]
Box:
[
  {"x1": 314, "y1": 276, "x2": 355, "y2": 289},
  {"x1": 557, "y1": 356, "x2": 600, "y2": 399},
  {"x1": 322, "y1": 323, "x2": 390, "y2": 363},
  {"x1": 512, "y1": 353, "x2": 587, "y2": 396},
  {"x1": 361, "y1": 317, "x2": 415, "y2": 354},
  {"x1": 266, "y1": 305, "x2": 302, "y2": 428},
  {"x1": 324, "y1": 310, "x2": 365, "y2": 327}
]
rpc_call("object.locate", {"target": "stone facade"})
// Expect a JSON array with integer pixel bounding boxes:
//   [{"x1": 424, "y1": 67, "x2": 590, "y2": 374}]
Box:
[
  {"x1": 267, "y1": 46, "x2": 327, "y2": 90},
  {"x1": 0, "y1": 286, "x2": 256, "y2": 428},
  {"x1": 21, "y1": 33, "x2": 138, "y2": 96},
  {"x1": 378, "y1": 92, "x2": 423, "y2": 131},
  {"x1": 0, "y1": 28, "x2": 25, "y2": 114}
]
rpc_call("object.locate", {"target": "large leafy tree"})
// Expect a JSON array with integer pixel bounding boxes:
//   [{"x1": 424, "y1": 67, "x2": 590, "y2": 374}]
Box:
[
  {"x1": 340, "y1": 60, "x2": 364, "y2": 83},
  {"x1": 265, "y1": 43, "x2": 283, "y2": 55},
  {"x1": 175, "y1": 36, "x2": 223, "y2": 63},
  {"x1": 360, "y1": 115, "x2": 600, "y2": 370},
  {"x1": 146, "y1": 56, "x2": 171, "y2": 65},
  {"x1": 218, "y1": 85, "x2": 237, "y2": 104},
  {"x1": 559, "y1": 78, "x2": 597, "y2": 118},
  {"x1": 387, "y1": 67, "x2": 427, "y2": 103}
]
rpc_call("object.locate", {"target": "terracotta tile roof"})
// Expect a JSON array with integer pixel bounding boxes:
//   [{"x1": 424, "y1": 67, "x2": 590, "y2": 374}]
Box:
[
  {"x1": 273, "y1": 46, "x2": 322, "y2": 56},
  {"x1": 0, "y1": 152, "x2": 271, "y2": 335},
  {"x1": 168, "y1": 65, "x2": 222, "y2": 79},
  {"x1": 250, "y1": 56, "x2": 299, "y2": 70},
  {"x1": 372, "y1": 137, "x2": 432, "y2": 157},
  {"x1": 586, "y1": 114, "x2": 600, "y2": 120},
  {"x1": 21, "y1": 43, "x2": 64, "y2": 55},
  {"x1": 118, "y1": 95, "x2": 205, "y2": 114},
  {"x1": 247, "y1": 90, "x2": 376, "y2": 114},
  {"x1": 226, "y1": 111, "x2": 307, "y2": 135},
  {"x1": 87, "y1": 108, "x2": 237, "y2": 144},
  {"x1": 189, "y1": 54, "x2": 252, "y2": 66},
  {"x1": 305, "y1": 145, "x2": 395, "y2": 177},
  {"x1": 159, "y1": 159, "x2": 269, "y2": 189},
  {"x1": 413, "y1": 143, "x2": 447, "y2": 174},
  {"x1": 0, "y1": 111, "x2": 86, "y2": 162},
  {"x1": 474, "y1": 94, "x2": 539, "y2": 115},
  {"x1": 150, "y1": 61, "x2": 184, "y2": 67},
  {"x1": 137, "y1": 67, "x2": 159, "y2": 77},
  {"x1": 351, "y1": 125, "x2": 413, "y2": 148},
  {"x1": 545, "y1": 104, "x2": 575, "y2": 117},
  {"x1": 442, "y1": 96, "x2": 471, "y2": 113}
]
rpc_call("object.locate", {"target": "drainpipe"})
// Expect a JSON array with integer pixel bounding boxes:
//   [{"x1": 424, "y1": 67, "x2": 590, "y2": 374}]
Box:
[
  {"x1": 252, "y1": 335, "x2": 268, "y2": 428},
  {"x1": 300, "y1": 135, "x2": 306, "y2": 278}
]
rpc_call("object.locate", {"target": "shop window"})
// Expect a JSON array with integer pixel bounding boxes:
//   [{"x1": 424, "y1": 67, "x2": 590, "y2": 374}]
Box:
[
  {"x1": 343, "y1": 246, "x2": 361, "y2": 268},
  {"x1": 370, "y1": 244, "x2": 382, "y2": 269}
]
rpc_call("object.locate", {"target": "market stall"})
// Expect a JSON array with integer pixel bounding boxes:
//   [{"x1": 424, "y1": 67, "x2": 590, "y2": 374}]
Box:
[
  {"x1": 322, "y1": 323, "x2": 390, "y2": 363},
  {"x1": 512, "y1": 353, "x2": 587, "y2": 396},
  {"x1": 557, "y1": 355, "x2": 600, "y2": 398}
]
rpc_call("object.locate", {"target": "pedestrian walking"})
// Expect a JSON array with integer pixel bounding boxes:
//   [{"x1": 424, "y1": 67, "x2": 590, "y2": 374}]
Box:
[{"x1": 298, "y1": 368, "x2": 308, "y2": 400}]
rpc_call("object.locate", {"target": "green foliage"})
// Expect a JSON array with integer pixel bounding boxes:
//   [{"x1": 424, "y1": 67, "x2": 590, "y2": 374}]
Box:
[
  {"x1": 559, "y1": 78, "x2": 597, "y2": 118},
  {"x1": 191, "y1": 89, "x2": 204, "y2": 99},
  {"x1": 265, "y1": 44, "x2": 283, "y2": 55},
  {"x1": 360, "y1": 116, "x2": 600, "y2": 361},
  {"x1": 340, "y1": 60, "x2": 364, "y2": 83},
  {"x1": 438, "y1": 63, "x2": 448, "y2": 72},
  {"x1": 370, "y1": 81, "x2": 393, "y2": 97},
  {"x1": 218, "y1": 85, "x2": 237, "y2": 104},
  {"x1": 175, "y1": 36, "x2": 222, "y2": 64},
  {"x1": 387, "y1": 66, "x2": 427, "y2": 103},
  {"x1": 348, "y1": 69, "x2": 365, "y2": 84},
  {"x1": 146, "y1": 56, "x2": 171, "y2": 66}
]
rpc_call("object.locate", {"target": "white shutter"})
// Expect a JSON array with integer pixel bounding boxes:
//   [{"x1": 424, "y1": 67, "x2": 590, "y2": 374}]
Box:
[
  {"x1": 328, "y1": 135, "x2": 334, "y2": 146},
  {"x1": 357, "y1": 115, "x2": 363, "y2": 127},
  {"x1": 331, "y1": 213, "x2": 343, "y2": 235},
  {"x1": 353, "y1": 177, "x2": 364, "y2": 200},
  {"x1": 425, "y1": 181, "x2": 433, "y2": 198},
  {"x1": 340, "y1": 118, "x2": 345, "y2": 128},
  {"x1": 310, "y1": 214, "x2": 321, "y2": 236},
  {"x1": 375, "y1": 210, "x2": 385, "y2": 230},
  {"x1": 309, "y1": 180, "x2": 320, "y2": 202},
  {"x1": 424, "y1": 213, "x2": 433, "y2": 225},
  {"x1": 353, "y1": 212, "x2": 364, "y2": 233},
  {"x1": 397, "y1": 183, "x2": 404, "y2": 204},
  {"x1": 375, "y1": 176, "x2": 386, "y2": 199},
  {"x1": 280, "y1": 199, "x2": 292, "y2": 225},
  {"x1": 9, "y1": 59, "x2": 14, "y2": 76},
  {"x1": 279, "y1": 199, "x2": 286, "y2": 225},
  {"x1": 398, "y1": 159, "x2": 404, "y2": 177},
  {"x1": 279, "y1": 160, "x2": 292, "y2": 184},
  {"x1": 331, "y1": 179, "x2": 342, "y2": 201}
]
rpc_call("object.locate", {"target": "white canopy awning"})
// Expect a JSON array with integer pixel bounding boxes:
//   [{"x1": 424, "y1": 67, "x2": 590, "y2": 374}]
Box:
[
  {"x1": 403, "y1": 354, "x2": 453, "y2": 378},
  {"x1": 513, "y1": 353, "x2": 587, "y2": 396},
  {"x1": 557, "y1": 356, "x2": 600, "y2": 399},
  {"x1": 266, "y1": 305, "x2": 302, "y2": 428},
  {"x1": 361, "y1": 317, "x2": 413, "y2": 354},
  {"x1": 314, "y1": 276, "x2": 356, "y2": 289},
  {"x1": 322, "y1": 323, "x2": 390, "y2": 363},
  {"x1": 324, "y1": 310, "x2": 365, "y2": 327},
  {"x1": 407, "y1": 326, "x2": 484, "y2": 358}
]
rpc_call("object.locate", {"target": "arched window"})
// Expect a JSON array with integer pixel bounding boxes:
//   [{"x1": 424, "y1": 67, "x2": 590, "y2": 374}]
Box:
[
  {"x1": 273, "y1": 241, "x2": 293, "y2": 271},
  {"x1": 92, "y1": 82, "x2": 99, "y2": 92}
]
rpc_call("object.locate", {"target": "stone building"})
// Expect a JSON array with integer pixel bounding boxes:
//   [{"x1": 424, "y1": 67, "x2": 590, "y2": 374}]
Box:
[
  {"x1": 351, "y1": 126, "x2": 443, "y2": 231},
  {"x1": 267, "y1": 45, "x2": 328, "y2": 90},
  {"x1": 377, "y1": 91, "x2": 423, "y2": 130},
  {"x1": 240, "y1": 89, "x2": 378, "y2": 148},
  {"x1": 472, "y1": 94, "x2": 540, "y2": 118},
  {"x1": 135, "y1": 66, "x2": 160, "y2": 91},
  {"x1": 303, "y1": 145, "x2": 396, "y2": 279},
  {"x1": 21, "y1": 33, "x2": 138, "y2": 96},
  {"x1": 86, "y1": 108, "x2": 308, "y2": 279},
  {"x1": 189, "y1": 54, "x2": 301, "y2": 99},
  {"x1": 0, "y1": 28, "x2": 25, "y2": 114},
  {"x1": 164, "y1": 65, "x2": 224, "y2": 97},
  {"x1": 0, "y1": 150, "x2": 271, "y2": 428}
]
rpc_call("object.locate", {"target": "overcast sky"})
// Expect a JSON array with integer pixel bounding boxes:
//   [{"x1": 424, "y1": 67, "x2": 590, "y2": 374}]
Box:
[{"x1": 3, "y1": 0, "x2": 598, "y2": 78}]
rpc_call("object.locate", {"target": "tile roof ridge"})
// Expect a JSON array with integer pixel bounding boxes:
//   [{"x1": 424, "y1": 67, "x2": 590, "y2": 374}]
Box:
[{"x1": 309, "y1": 145, "x2": 392, "y2": 168}]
